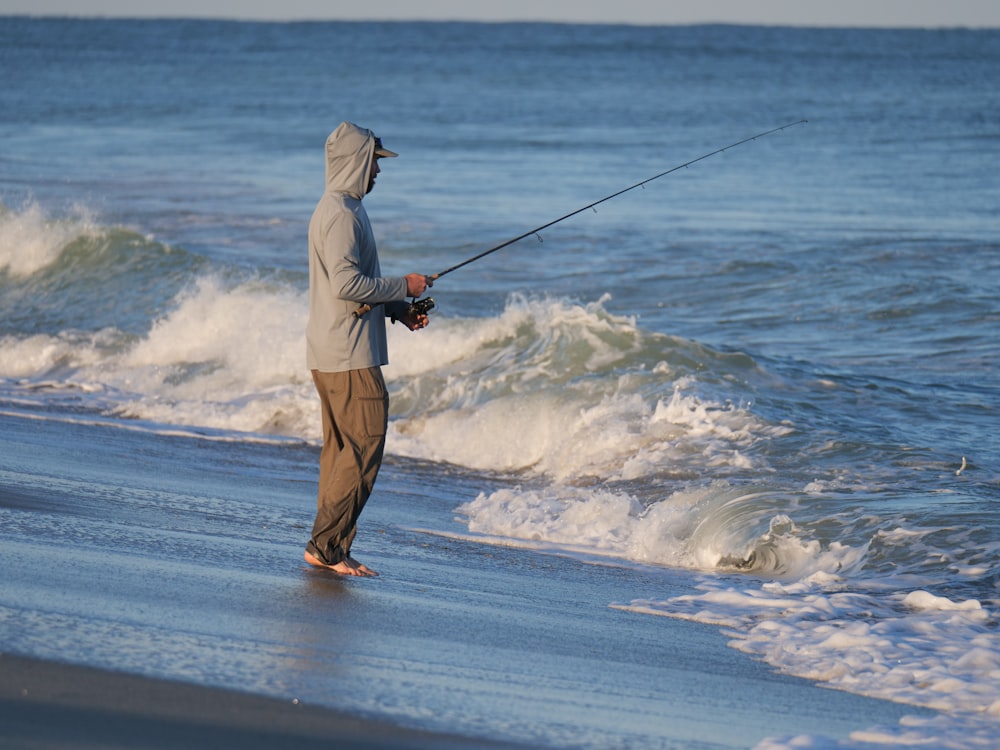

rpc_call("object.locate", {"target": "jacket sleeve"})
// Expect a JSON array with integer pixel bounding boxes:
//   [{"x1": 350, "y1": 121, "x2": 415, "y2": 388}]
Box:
[{"x1": 325, "y1": 211, "x2": 407, "y2": 304}]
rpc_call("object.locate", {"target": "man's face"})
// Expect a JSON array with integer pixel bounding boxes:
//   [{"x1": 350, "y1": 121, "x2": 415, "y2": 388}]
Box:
[{"x1": 366, "y1": 155, "x2": 381, "y2": 194}]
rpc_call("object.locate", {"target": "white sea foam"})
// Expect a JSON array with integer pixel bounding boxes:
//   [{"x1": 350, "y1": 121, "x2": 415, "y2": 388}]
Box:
[
  {"x1": 617, "y1": 573, "x2": 999, "y2": 750},
  {"x1": 0, "y1": 201, "x2": 99, "y2": 277},
  {"x1": 386, "y1": 295, "x2": 783, "y2": 480},
  {"x1": 110, "y1": 275, "x2": 315, "y2": 436},
  {"x1": 2, "y1": 278, "x2": 777, "y2": 472},
  {"x1": 457, "y1": 478, "x2": 1000, "y2": 749},
  {"x1": 455, "y1": 480, "x2": 873, "y2": 577},
  {"x1": 465, "y1": 470, "x2": 999, "y2": 748},
  {"x1": 0, "y1": 272, "x2": 317, "y2": 438}
]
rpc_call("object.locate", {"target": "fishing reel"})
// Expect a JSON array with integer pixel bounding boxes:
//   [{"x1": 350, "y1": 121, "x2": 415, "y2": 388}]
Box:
[
  {"x1": 386, "y1": 296, "x2": 435, "y2": 325},
  {"x1": 408, "y1": 297, "x2": 435, "y2": 317}
]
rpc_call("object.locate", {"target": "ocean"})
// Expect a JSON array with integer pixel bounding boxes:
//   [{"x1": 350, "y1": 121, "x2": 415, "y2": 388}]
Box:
[{"x1": 0, "y1": 17, "x2": 997, "y2": 749}]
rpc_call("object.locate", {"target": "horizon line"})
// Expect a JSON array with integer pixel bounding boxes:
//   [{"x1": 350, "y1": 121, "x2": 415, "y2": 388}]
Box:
[{"x1": 2, "y1": 12, "x2": 997, "y2": 29}]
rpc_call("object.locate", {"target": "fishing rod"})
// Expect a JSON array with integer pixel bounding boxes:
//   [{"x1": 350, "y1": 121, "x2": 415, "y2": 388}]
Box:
[
  {"x1": 430, "y1": 119, "x2": 807, "y2": 282},
  {"x1": 358, "y1": 120, "x2": 806, "y2": 320}
]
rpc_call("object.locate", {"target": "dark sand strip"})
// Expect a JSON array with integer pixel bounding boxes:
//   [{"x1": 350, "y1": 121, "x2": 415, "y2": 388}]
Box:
[{"x1": 0, "y1": 652, "x2": 527, "y2": 750}]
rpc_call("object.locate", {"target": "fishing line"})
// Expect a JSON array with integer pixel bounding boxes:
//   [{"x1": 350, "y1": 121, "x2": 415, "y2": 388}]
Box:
[{"x1": 430, "y1": 119, "x2": 807, "y2": 281}]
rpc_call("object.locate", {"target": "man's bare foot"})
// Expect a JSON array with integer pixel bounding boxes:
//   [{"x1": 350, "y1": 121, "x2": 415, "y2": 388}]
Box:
[
  {"x1": 304, "y1": 550, "x2": 378, "y2": 577},
  {"x1": 346, "y1": 556, "x2": 379, "y2": 577}
]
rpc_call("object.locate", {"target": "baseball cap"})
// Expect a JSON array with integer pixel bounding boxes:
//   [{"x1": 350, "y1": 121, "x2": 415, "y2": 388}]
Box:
[{"x1": 373, "y1": 136, "x2": 398, "y2": 158}]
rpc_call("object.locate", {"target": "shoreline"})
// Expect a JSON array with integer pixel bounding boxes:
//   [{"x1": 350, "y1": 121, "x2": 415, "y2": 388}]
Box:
[
  {"x1": 0, "y1": 652, "x2": 527, "y2": 750},
  {"x1": 0, "y1": 410, "x2": 927, "y2": 748}
]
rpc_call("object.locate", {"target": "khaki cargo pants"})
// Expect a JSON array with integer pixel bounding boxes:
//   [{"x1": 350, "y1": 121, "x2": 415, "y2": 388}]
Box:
[{"x1": 306, "y1": 366, "x2": 388, "y2": 566}]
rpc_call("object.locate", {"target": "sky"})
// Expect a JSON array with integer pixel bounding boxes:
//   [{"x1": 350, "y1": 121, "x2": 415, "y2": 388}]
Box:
[{"x1": 1, "y1": 0, "x2": 999, "y2": 27}]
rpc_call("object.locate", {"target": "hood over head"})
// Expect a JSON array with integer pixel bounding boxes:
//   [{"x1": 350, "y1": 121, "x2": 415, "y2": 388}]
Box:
[{"x1": 323, "y1": 121, "x2": 397, "y2": 199}]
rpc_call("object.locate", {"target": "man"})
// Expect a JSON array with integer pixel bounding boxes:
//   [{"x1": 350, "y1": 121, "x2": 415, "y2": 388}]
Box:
[{"x1": 304, "y1": 121, "x2": 431, "y2": 577}]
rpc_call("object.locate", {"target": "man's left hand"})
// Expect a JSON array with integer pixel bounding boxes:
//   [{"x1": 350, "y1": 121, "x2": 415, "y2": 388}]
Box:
[{"x1": 397, "y1": 310, "x2": 430, "y2": 331}]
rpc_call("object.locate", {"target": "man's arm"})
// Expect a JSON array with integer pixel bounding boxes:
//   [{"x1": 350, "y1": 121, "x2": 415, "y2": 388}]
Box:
[{"x1": 326, "y1": 213, "x2": 408, "y2": 304}]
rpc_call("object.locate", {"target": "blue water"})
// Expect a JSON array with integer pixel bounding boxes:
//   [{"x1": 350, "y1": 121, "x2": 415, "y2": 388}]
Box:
[{"x1": 1, "y1": 17, "x2": 998, "y2": 749}]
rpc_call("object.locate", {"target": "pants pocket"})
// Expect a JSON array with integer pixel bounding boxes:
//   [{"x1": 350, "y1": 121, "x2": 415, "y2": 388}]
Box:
[{"x1": 353, "y1": 368, "x2": 388, "y2": 439}]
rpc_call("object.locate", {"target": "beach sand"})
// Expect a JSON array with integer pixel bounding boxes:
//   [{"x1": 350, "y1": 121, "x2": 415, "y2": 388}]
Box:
[
  {"x1": 0, "y1": 411, "x2": 922, "y2": 748},
  {"x1": 0, "y1": 652, "x2": 527, "y2": 749}
]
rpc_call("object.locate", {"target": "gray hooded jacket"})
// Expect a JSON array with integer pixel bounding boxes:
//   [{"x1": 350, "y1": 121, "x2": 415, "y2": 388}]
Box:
[{"x1": 306, "y1": 122, "x2": 409, "y2": 372}]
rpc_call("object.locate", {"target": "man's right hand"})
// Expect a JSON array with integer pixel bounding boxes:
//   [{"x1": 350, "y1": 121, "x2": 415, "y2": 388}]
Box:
[{"x1": 405, "y1": 273, "x2": 433, "y2": 298}]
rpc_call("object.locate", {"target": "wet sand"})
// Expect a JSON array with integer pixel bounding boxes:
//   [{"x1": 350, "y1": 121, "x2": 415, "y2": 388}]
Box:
[
  {"x1": 0, "y1": 411, "x2": 923, "y2": 748},
  {"x1": 0, "y1": 652, "x2": 524, "y2": 749}
]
